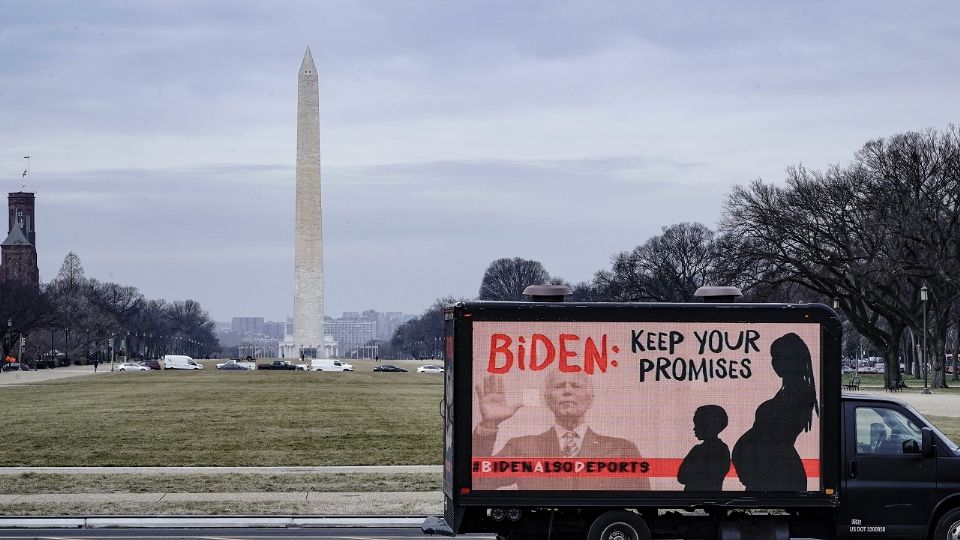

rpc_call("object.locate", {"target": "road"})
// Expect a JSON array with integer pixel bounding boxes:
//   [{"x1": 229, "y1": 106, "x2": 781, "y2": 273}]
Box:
[{"x1": 0, "y1": 528, "x2": 494, "y2": 539}]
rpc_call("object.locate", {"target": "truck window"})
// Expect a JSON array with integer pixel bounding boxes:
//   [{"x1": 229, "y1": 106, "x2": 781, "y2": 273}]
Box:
[{"x1": 855, "y1": 406, "x2": 921, "y2": 455}]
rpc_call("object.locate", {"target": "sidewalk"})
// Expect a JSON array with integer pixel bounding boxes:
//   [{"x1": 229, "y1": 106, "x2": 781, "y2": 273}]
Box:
[
  {"x1": 0, "y1": 365, "x2": 104, "y2": 387},
  {"x1": 861, "y1": 388, "x2": 960, "y2": 417}
]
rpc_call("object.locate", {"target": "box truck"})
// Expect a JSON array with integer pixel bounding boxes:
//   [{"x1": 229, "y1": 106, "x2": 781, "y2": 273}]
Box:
[
  {"x1": 424, "y1": 300, "x2": 960, "y2": 540},
  {"x1": 162, "y1": 354, "x2": 203, "y2": 370}
]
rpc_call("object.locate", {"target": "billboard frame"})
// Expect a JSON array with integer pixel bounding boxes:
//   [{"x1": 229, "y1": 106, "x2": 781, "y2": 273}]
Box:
[{"x1": 445, "y1": 301, "x2": 842, "y2": 509}]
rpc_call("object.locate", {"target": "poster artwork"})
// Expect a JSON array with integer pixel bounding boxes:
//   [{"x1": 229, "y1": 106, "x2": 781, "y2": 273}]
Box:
[{"x1": 471, "y1": 322, "x2": 821, "y2": 491}]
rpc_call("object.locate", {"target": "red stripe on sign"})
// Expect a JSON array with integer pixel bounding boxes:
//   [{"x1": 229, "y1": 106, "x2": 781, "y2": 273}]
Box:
[
  {"x1": 471, "y1": 458, "x2": 820, "y2": 479},
  {"x1": 472, "y1": 458, "x2": 648, "y2": 478}
]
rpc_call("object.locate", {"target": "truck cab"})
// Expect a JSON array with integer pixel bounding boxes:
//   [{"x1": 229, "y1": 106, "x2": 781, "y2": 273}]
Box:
[{"x1": 840, "y1": 393, "x2": 960, "y2": 540}]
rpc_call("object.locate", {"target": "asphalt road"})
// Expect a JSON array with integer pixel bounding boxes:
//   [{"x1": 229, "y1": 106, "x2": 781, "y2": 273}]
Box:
[{"x1": 0, "y1": 528, "x2": 494, "y2": 539}]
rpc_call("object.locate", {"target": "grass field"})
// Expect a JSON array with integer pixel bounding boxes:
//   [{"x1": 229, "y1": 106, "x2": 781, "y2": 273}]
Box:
[
  {"x1": 0, "y1": 362, "x2": 957, "y2": 468},
  {"x1": 0, "y1": 360, "x2": 443, "y2": 466}
]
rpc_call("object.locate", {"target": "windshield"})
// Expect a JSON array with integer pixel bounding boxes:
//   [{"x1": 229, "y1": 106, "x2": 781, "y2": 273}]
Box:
[{"x1": 905, "y1": 403, "x2": 960, "y2": 455}]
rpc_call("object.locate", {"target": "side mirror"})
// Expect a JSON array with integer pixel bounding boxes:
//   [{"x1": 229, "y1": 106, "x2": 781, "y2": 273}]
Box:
[{"x1": 921, "y1": 427, "x2": 935, "y2": 457}]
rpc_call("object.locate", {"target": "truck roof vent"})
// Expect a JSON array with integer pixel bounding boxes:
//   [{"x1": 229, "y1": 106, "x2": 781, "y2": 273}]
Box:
[
  {"x1": 694, "y1": 286, "x2": 742, "y2": 303},
  {"x1": 523, "y1": 284, "x2": 572, "y2": 303}
]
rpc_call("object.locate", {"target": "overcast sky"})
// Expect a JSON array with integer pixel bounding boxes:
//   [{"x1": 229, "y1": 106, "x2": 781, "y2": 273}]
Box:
[{"x1": 1, "y1": 1, "x2": 958, "y2": 322}]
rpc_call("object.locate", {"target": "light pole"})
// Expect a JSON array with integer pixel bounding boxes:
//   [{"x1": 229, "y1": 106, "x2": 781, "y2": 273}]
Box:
[
  {"x1": 6, "y1": 319, "x2": 12, "y2": 365},
  {"x1": 922, "y1": 284, "x2": 930, "y2": 394}
]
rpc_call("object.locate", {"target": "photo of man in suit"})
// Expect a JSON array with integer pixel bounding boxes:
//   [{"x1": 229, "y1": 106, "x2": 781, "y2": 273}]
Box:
[{"x1": 473, "y1": 370, "x2": 650, "y2": 490}]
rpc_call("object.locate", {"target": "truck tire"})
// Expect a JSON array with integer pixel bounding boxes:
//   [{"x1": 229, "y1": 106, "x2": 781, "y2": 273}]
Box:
[
  {"x1": 587, "y1": 510, "x2": 650, "y2": 540},
  {"x1": 935, "y1": 508, "x2": 960, "y2": 540}
]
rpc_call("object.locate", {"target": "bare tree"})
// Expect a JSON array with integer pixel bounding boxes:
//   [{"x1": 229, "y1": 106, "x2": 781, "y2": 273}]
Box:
[
  {"x1": 0, "y1": 281, "x2": 56, "y2": 360},
  {"x1": 47, "y1": 253, "x2": 97, "y2": 362},
  {"x1": 594, "y1": 222, "x2": 718, "y2": 302},
  {"x1": 722, "y1": 127, "x2": 960, "y2": 388},
  {"x1": 478, "y1": 258, "x2": 550, "y2": 301},
  {"x1": 391, "y1": 297, "x2": 461, "y2": 358}
]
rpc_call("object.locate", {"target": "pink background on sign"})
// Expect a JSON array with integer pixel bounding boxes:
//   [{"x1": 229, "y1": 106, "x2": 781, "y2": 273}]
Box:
[{"x1": 471, "y1": 321, "x2": 822, "y2": 491}]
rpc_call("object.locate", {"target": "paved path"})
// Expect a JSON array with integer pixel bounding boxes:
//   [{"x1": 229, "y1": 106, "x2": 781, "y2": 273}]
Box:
[
  {"x1": 0, "y1": 365, "x2": 104, "y2": 387},
  {"x1": 862, "y1": 388, "x2": 960, "y2": 417}
]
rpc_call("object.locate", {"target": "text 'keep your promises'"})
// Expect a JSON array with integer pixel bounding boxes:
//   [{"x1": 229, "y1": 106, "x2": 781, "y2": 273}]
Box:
[{"x1": 485, "y1": 329, "x2": 761, "y2": 382}]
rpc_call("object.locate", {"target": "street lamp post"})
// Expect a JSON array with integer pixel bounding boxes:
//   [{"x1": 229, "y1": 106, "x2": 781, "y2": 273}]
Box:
[
  {"x1": 6, "y1": 319, "x2": 11, "y2": 364},
  {"x1": 921, "y1": 285, "x2": 930, "y2": 394}
]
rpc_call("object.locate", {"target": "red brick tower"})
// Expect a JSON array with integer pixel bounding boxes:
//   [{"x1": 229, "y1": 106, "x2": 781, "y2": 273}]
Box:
[
  {"x1": 0, "y1": 192, "x2": 39, "y2": 287},
  {"x1": 7, "y1": 192, "x2": 36, "y2": 248}
]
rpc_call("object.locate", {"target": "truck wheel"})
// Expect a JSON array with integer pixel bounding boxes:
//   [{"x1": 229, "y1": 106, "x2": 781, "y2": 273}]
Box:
[
  {"x1": 587, "y1": 510, "x2": 650, "y2": 540},
  {"x1": 935, "y1": 509, "x2": 960, "y2": 540}
]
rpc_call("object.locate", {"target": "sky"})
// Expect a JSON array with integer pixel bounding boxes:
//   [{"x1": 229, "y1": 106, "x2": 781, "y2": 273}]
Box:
[{"x1": 1, "y1": 1, "x2": 958, "y2": 323}]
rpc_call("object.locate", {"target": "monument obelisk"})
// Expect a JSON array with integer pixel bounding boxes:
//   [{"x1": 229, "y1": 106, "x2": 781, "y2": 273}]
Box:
[{"x1": 293, "y1": 47, "x2": 324, "y2": 358}]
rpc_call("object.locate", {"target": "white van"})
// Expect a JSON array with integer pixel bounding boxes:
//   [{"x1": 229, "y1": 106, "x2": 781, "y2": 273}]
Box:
[
  {"x1": 163, "y1": 354, "x2": 203, "y2": 370},
  {"x1": 310, "y1": 359, "x2": 354, "y2": 372}
]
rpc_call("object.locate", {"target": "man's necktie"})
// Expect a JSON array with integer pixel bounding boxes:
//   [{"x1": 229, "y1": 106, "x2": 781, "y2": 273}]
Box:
[{"x1": 561, "y1": 431, "x2": 580, "y2": 457}]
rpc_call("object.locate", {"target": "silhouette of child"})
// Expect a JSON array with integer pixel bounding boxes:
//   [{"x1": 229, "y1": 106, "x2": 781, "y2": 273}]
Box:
[{"x1": 677, "y1": 405, "x2": 730, "y2": 491}]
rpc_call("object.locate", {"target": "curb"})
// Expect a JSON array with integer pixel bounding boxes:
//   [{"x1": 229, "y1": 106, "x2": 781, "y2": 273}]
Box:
[{"x1": 0, "y1": 516, "x2": 427, "y2": 529}]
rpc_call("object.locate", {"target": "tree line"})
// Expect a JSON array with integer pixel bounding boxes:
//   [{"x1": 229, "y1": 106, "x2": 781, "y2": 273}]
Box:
[
  {"x1": 0, "y1": 252, "x2": 219, "y2": 366},
  {"x1": 393, "y1": 127, "x2": 960, "y2": 389}
]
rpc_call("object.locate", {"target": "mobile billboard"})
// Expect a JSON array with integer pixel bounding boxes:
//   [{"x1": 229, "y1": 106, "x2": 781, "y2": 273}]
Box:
[{"x1": 470, "y1": 320, "x2": 823, "y2": 492}]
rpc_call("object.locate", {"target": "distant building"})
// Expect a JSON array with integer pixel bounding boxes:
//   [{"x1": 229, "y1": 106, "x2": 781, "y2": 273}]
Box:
[
  {"x1": 363, "y1": 310, "x2": 406, "y2": 341},
  {"x1": 231, "y1": 317, "x2": 264, "y2": 336},
  {"x1": 0, "y1": 192, "x2": 39, "y2": 287},
  {"x1": 221, "y1": 309, "x2": 414, "y2": 359},
  {"x1": 325, "y1": 319, "x2": 376, "y2": 355},
  {"x1": 262, "y1": 321, "x2": 284, "y2": 340}
]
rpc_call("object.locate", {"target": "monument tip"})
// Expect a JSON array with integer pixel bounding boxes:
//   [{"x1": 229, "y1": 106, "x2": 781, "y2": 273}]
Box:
[{"x1": 300, "y1": 47, "x2": 316, "y2": 74}]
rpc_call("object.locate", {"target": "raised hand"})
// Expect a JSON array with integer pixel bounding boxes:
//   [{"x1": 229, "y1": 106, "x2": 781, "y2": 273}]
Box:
[{"x1": 475, "y1": 374, "x2": 522, "y2": 426}]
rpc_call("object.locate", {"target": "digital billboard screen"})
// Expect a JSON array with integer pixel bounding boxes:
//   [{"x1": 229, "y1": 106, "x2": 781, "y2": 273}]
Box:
[{"x1": 470, "y1": 321, "x2": 822, "y2": 492}]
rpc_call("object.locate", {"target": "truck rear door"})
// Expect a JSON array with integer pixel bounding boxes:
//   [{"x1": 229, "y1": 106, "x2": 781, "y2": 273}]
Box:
[{"x1": 841, "y1": 399, "x2": 936, "y2": 539}]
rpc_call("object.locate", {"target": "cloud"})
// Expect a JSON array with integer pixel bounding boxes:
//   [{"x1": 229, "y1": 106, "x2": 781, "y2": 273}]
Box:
[{"x1": 2, "y1": 0, "x2": 958, "y2": 322}]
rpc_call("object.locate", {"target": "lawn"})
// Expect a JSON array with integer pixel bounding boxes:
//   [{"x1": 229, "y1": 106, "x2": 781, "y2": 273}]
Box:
[
  {"x1": 1, "y1": 364, "x2": 957, "y2": 468},
  {"x1": 0, "y1": 361, "x2": 444, "y2": 466}
]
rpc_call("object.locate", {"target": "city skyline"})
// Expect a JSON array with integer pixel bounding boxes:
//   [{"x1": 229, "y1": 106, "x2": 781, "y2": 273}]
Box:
[{"x1": 2, "y1": 2, "x2": 958, "y2": 321}]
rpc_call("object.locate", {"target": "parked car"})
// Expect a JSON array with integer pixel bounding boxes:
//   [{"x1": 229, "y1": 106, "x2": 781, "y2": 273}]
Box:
[
  {"x1": 256, "y1": 360, "x2": 299, "y2": 370},
  {"x1": 373, "y1": 364, "x2": 407, "y2": 372},
  {"x1": 1, "y1": 362, "x2": 30, "y2": 372},
  {"x1": 116, "y1": 362, "x2": 149, "y2": 372},
  {"x1": 141, "y1": 359, "x2": 161, "y2": 370},
  {"x1": 216, "y1": 359, "x2": 255, "y2": 370},
  {"x1": 217, "y1": 362, "x2": 251, "y2": 371},
  {"x1": 841, "y1": 366, "x2": 855, "y2": 374},
  {"x1": 417, "y1": 364, "x2": 444, "y2": 373}
]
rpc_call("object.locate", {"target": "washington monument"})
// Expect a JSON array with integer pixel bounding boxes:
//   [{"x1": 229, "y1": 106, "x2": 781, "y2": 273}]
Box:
[{"x1": 293, "y1": 47, "x2": 324, "y2": 357}]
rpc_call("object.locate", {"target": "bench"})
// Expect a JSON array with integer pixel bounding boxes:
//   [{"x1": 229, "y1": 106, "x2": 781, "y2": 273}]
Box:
[{"x1": 844, "y1": 377, "x2": 861, "y2": 391}]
